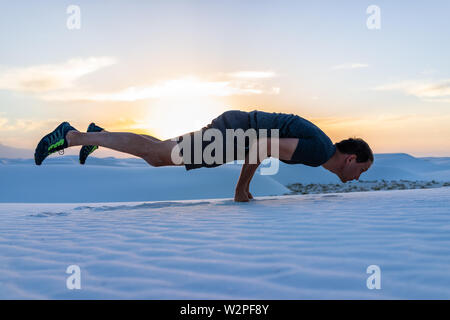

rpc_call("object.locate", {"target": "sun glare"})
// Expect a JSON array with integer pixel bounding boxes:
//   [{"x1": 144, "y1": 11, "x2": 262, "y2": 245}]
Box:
[{"x1": 145, "y1": 96, "x2": 228, "y2": 140}]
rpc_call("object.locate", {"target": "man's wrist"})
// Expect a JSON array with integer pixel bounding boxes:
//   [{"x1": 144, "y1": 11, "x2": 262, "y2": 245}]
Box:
[{"x1": 235, "y1": 181, "x2": 248, "y2": 190}]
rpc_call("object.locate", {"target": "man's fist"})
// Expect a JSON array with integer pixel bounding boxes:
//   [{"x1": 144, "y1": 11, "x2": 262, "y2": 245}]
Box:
[
  {"x1": 246, "y1": 184, "x2": 253, "y2": 199},
  {"x1": 234, "y1": 186, "x2": 251, "y2": 202}
]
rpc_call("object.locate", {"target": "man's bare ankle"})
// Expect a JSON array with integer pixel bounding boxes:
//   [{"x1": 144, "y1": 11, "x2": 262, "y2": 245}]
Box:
[{"x1": 66, "y1": 130, "x2": 79, "y2": 147}]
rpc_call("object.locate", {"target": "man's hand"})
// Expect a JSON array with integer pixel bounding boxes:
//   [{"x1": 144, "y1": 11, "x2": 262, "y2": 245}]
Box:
[
  {"x1": 234, "y1": 180, "x2": 255, "y2": 202},
  {"x1": 234, "y1": 186, "x2": 250, "y2": 202},
  {"x1": 246, "y1": 181, "x2": 253, "y2": 199}
]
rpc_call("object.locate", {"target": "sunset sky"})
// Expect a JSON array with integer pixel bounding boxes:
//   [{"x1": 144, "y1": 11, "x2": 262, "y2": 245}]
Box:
[{"x1": 1, "y1": 0, "x2": 449, "y2": 157}]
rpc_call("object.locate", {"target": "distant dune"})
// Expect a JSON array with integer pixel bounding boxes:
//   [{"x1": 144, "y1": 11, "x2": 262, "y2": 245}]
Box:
[
  {"x1": 0, "y1": 143, "x2": 33, "y2": 159},
  {"x1": 0, "y1": 143, "x2": 136, "y2": 159},
  {"x1": 1, "y1": 152, "x2": 450, "y2": 203}
]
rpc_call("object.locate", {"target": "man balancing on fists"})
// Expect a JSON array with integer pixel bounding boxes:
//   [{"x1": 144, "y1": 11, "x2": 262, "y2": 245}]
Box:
[{"x1": 34, "y1": 109, "x2": 374, "y2": 202}]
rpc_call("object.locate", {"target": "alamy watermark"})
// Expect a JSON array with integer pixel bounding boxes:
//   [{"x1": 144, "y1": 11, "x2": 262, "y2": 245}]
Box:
[
  {"x1": 67, "y1": 5, "x2": 81, "y2": 30},
  {"x1": 66, "y1": 264, "x2": 81, "y2": 290},
  {"x1": 366, "y1": 5, "x2": 381, "y2": 30},
  {"x1": 366, "y1": 265, "x2": 381, "y2": 289}
]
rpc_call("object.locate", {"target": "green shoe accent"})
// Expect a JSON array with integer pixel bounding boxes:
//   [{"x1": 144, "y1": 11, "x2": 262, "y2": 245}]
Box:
[
  {"x1": 89, "y1": 145, "x2": 98, "y2": 155},
  {"x1": 48, "y1": 139, "x2": 65, "y2": 153}
]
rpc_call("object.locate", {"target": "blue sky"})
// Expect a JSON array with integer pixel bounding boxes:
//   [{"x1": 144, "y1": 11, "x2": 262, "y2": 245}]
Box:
[{"x1": 1, "y1": 0, "x2": 449, "y2": 156}]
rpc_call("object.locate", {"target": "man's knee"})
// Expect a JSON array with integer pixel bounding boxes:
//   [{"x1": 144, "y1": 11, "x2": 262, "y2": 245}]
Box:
[
  {"x1": 142, "y1": 154, "x2": 167, "y2": 167},
  {"x1": 142, "y1": 140, "x2": 178, "y2": 167}
]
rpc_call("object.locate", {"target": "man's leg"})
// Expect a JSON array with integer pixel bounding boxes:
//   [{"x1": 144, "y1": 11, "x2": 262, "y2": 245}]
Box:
[
  {"x1": 67, "y1": 130, "x2": 181, "y2": 167},
  {"x1": 100, "y1": 129, "x2": 163, "y2": 143},
  {"x1": 140, "y1": 134, "x2": 162, "y2": 142},
  {"x1": 95, "y1": 127, "x2": 162, "y2": 142}
]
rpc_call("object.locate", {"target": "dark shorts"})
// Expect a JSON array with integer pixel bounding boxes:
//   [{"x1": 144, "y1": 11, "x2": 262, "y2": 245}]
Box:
[{"x1": 175, "y1": 110, "x2": 253, "y2": 171}]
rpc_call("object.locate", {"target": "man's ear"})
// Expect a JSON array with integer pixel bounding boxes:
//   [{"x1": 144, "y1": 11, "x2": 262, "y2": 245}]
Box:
[{"x1": 345, "y1": 154, "x2": 356, "y2": 164}]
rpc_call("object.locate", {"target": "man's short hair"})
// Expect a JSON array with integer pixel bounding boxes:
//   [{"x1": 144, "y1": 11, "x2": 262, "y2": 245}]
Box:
[{"x1": 335, "y1": 137, "x2": 374, "y2": 163}]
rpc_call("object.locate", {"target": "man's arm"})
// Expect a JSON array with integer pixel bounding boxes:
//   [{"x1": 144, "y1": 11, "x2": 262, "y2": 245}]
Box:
[
  {"x1": 235, "y1": 162, "x2": 260, "y2": 202},
  {"x1": 234, "y1": 137, "x2": 299, "y2": 202}
]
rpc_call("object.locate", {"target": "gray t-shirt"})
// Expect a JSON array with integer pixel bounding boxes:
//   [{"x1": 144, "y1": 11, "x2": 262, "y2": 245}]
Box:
[{"x1": 248, "y1": 110, "x2": 336, "y2": 167}]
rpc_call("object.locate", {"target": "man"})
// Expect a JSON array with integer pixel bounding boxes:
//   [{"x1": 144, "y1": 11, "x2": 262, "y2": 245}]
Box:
[{"x1": 34, "y1": 109, "x2": 373, "y2": 202}]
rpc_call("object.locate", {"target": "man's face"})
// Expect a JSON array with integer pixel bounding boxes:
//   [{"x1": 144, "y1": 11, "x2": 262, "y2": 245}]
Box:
[{"x1": 338, "y1": 155, "x2": 372, "y2": 183}]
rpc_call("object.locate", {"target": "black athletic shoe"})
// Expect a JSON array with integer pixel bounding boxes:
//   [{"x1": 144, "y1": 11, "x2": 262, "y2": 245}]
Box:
[
  {"x1": 79, "y1": 122, "x2": 104, "y2": 165},
  {"x1": 34, "y1": 122, "x2": 78, "y2": 165}
]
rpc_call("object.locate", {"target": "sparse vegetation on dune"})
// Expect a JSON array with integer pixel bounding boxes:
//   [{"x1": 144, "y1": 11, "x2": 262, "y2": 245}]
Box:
[{"x1": 286, "y1": 180, "x2": 450, "y2": 195}]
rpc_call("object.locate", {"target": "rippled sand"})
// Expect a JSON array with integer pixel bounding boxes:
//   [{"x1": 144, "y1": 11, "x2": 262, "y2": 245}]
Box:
[{"x1": 1, "y1": 187, "x2": 449, "y2": 299}]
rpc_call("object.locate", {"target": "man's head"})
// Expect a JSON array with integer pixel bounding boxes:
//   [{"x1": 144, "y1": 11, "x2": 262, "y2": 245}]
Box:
[{"x1": 332, "y1": 137, "x2": 373, "y2": 183}]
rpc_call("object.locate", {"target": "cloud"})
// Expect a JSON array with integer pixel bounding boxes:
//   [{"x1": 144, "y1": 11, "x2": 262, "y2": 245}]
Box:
[
  {"x1": 332, "y1": 63, "x2": 369, "y2": 70},
  {"x1": 40, "y1": 76, "x2": 280, "y2": 102},
  {"x1": 0, "y1": 115, "x2": 54, "y2": 132},
  {"x1": 0, "y1": 60, "x2": 279, "y2": 102},
  {"x1": 0, "y1": 116, "x2": 8, "y2": 127},
  {"x1": 228, "y1": 71, "x2": 277, "y2": 79},
  {"x1": 423, "y1": 98, "x2": 450, "y2": 103},
  {"x1": 374, "y1": 79, "x2": 450, "y2": 102},
  {"x1": 313, "y1": 113, "x2": 421, "y2": 127},
  {"x1": 0, "y1": 57, "x2": 117, "y2": 93}
]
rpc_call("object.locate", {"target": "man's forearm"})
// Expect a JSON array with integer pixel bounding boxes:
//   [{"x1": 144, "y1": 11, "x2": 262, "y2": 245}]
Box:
[
  {"x1": 236, "y1": 137, "x2": 268, "y2": 189},
  {"x1": 236, "y1": 163, "x2": 259, "y2": 189}
]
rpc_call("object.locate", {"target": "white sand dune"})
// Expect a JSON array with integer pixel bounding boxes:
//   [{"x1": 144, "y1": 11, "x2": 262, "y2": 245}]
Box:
[
  {"x1": 1, "y1": 187, "x2": 450, "y2": 299},
  {"x1": 1, "y1": 153, "x2": 450, "y2": 203},
  {"x1": 0, "y1": 158, "x2": 288, "y2": 203},
  {"x1": 1, "y1": 153, "x2": 450, "y2": 299}
]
